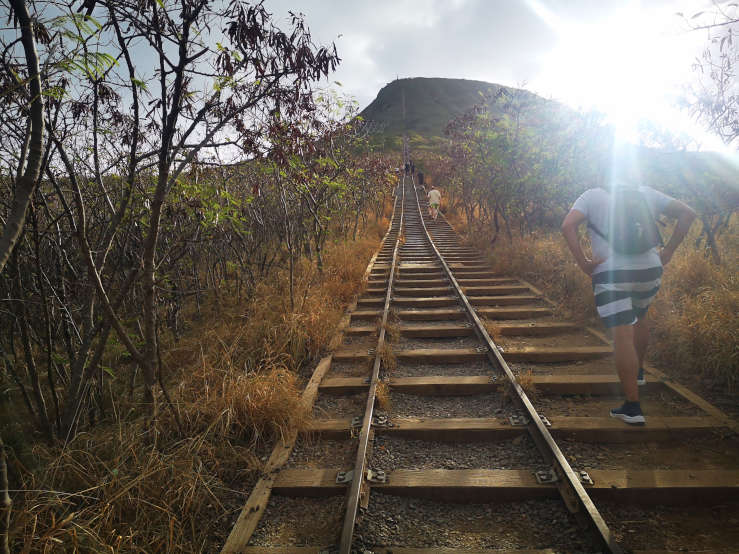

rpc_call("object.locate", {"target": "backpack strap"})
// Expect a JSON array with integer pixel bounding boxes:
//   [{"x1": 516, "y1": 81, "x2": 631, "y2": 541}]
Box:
[
  {"x1": 631, "y1": 189, "x2": 665, "y2": 248},
  {"x1": 587, "y1": 221, "x2": 608, "y2": 241}
]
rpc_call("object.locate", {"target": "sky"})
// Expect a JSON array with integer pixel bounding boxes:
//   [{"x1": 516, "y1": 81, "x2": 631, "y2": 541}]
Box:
[{"x1": 262, "y1": 0, "x2": 734, "y2": 151}]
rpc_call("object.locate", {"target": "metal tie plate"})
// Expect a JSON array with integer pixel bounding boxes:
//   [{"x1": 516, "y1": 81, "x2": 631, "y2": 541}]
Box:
[
  {"x1": 371, "y1": 414, "x2": 393, "y2": 428},
  {"x1": 351, "y1": 416, "x2": 363, "y2": 428},
  {"x1": 509, "y1": 413, "x2": 530, "y2": 426},
  {"x1": 336, "y1": 470, "x2": 354, "y2": 484},
  {"x1": 578, "y1": 470, "x2": 594, "y2": 486},
  {"x1": 366, "y1": 469, "x2": 387, "y2": 484},
  {"x1": 534, "y1": 468, "x2": 559, "y2": 484}
]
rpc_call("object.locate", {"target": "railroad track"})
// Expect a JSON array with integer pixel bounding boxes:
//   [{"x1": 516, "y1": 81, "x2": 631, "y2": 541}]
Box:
[{"x1": 223, "y1": 175, "x2": 739, "y2": 553}]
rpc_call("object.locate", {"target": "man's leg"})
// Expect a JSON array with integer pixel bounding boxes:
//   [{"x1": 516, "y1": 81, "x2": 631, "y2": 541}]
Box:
[
  {"x1": 633, "y1": 313, "x2": 650, "y2": 368},
  {"x1": 612, "y1": 324, "x2": 639, "y2": 402}
]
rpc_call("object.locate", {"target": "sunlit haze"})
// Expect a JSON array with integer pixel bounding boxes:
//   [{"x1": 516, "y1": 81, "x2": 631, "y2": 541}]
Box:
[
  {"x1": 526, "y1": 0, "x2": 729, "y2": 152},
  {"x1": 264, "y1": 0, "x2": 735, "y2": 153}
]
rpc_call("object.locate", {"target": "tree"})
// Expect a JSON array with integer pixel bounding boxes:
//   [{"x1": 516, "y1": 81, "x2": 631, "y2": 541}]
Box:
[
  {"x1": 0, "y1": 0, "x2": 45, "y2": 275},
  {"x1": 683, "y1": 5, "x2": 739, "y2": 147}
]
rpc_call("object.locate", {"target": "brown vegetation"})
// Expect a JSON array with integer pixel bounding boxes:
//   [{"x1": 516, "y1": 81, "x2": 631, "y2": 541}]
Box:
[
  {"x1": 7, "y1": 227, "x2": 384, "y2": 552},
  {"x1": 375, "y1": 381, "x2": 392, "y2": 412}
]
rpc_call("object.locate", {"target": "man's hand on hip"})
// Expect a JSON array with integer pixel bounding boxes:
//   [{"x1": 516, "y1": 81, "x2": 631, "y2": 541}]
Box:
[{"x1": 579, "y1": 257, "x2": 607, "y2": 276}]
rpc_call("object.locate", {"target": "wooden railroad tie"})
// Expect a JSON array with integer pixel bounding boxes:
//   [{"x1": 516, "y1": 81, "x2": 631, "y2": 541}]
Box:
[
  {"x1": 319, "y1": 374, "x2": 659, "y2": 396},
  {"x1": 332, "y1": 346, "x2": 612, "y2": 364},
  {"x1": 305, "y1": 416, "x2": 724, "y2": 442},
  {"x1": 269, "y1": 468, "x2": 739, "y2": 504}
]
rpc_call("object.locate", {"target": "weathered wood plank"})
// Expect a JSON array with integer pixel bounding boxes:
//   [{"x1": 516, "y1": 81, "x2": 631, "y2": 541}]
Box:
[
  {"x1": 394, "y1": 287, "x2": 452, "y2": 296},
  {"x1": 304, "y1": 416, "x2": 722, "y2": 442},
  {"x1": 333, "y1": 346, "x2": 611, "y2": 364},
  {"x1": 370, "y1": 550, "x2": 555, "y2": 554},
  {"x1": 501, "y1": 346, "x2": 612, "y2": 362},
  {"x1": 239, "y1": 545, "x2": 330, "y2": 554},
  {"x1": 395, "y1": 323, "x2": 475, "y2": 338},
  {"x1": 475, "y1": 307, "x2": 551, "y2": 319},
  {"x1": 344, "y1": 325, "x2": 376, "y2": 336},
  {"x1": 396, "y1": 308, "x2": 467, "y2": 321},
  {"x1": 398, "y1": 264, "x2": 442, "y2": 273},
  {"x1": 469, "y1": 295, "x2": 541, "y2": 306},
  {"x1": 457, "y1": 278, "x2": 520, "y2": 286},
  {"x1": 491, "y1": 322, "x2": 579, "y2": 336},
  {"x1": 394, "y1": 278, "x2": 449, "y2": 286},
  {"x1": 372, "y1": 550, "x2": 555, "y2": 554},
  {"x1": 350, "y1": 309, "x2": 382, "y2": 321},
  {"x1": 272, "y1": 468, "x2": 347, "y2": 496},
  {"x1": 378, "y1": 321, "x2": 579, "y2": 338},
  {"x1": 391, "y1": 296, "x2": 459, "y2": 307},
  {"x1": 462, "y1": 285, "x2": 531, "y2": 295},
  {"x1": 272, "y1": 468, "x2": 739, "y2": 503},
  {"x1": 393, "y1": 348, "x2": 486, "y2": 363}
]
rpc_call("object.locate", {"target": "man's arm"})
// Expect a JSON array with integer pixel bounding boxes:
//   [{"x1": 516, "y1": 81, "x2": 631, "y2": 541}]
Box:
[
  {"x1": 561, "y1": 209, "x2": 605, "y2": 276},
  {"x1": 659, "y1": 199, "x2": 696, "y2": 266}
]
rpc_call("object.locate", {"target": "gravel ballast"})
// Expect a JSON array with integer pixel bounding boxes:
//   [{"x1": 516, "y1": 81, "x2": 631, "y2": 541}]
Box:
[
  {"x1": 353, "y1": 493, "x2": 599, "y2": 552},
  {"x1": 389, "y1": 391, "x2": 506, "y2": 418},
  {"x1": 370, "y1": 434, "x2": 545, "y2": 471},
  {"x1": 248, "y1": 496, "x2": 344, "y2": 547}
]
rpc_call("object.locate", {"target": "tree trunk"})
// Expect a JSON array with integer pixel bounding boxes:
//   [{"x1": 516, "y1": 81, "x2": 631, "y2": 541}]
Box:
[
  {"x1": 699, "y1": 214, "x2": 722, "y2": 264},
  {"x1": 0, "y1": 433, "x2": 10, "y2": 554},
  {"x1": 0, "y1": 0, "x2": 45, "y2": 275}
]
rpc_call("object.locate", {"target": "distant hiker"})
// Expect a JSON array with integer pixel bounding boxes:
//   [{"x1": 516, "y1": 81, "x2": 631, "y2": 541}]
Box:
[
  {"x1": 411, "y1": 161, "x2": 415, "y2": 175},
  {"x1": 417, "y1": 171, "x2": 424, "y2": 187},
  {"x1": 427, "y1": 185, "x2": 441, "y2": 221},
  {"x1": 561, "y1": 181, "x2": 695, "y2": 426},
  {"x1": 404, "y1": 162, "x2": 410, "y2": 175}
]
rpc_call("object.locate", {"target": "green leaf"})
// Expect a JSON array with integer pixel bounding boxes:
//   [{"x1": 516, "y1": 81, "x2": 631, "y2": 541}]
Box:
[{"x1": 132, "y1": 78, "x2": 148, "y2": 91}]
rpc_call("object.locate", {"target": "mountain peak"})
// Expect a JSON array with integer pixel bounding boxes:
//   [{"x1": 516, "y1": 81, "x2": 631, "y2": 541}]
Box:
[{"x1": 360, "y1": 77, "x2": 513, "y2": 138}]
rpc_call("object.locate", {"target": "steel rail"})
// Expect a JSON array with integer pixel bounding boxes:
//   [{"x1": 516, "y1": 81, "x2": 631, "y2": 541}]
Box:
[
  {"x1": 338, "y1": 174, "x2": 406, "y2": 553},
  {"x1": 410, "y1": 179, "x2": 623, "y2": 554}
]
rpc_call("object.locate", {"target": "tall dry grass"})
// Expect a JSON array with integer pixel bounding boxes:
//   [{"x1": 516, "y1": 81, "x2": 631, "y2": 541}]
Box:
[
  {"x1": 455, "y1": 214, "x2": 738, "y2": 391},
  {"x1": 9, "y1": 222, "x2": 386, "y2": 553}
]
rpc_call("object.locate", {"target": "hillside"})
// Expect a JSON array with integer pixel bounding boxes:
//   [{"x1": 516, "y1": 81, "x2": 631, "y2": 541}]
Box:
[
  {"x1": 360, "y1": 77, "x2": 739, "y2": 205},
  {"x1": 360, "y1": 77, "x2": 546, "y2": 148}
]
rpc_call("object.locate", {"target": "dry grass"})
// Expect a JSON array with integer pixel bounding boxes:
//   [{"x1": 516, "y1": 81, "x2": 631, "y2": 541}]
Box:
[
  {"x1": 517, "y1": 369, "x2": 537, "y2": 399},
  {"x1": 8, "y1": 226, "x2": 385, "y2": 553},
  {"x1": 378, "y1": 341, "x2": 397, "y2": 375},
  {"x1": 375, "y1": 381, "x2": 392, "y2": 411},
  {"x1": 502, "y1": 369, "x2": 538, "y2": 405},
  {"x1": 383, "y1": 312, "x2": 401, "y2": 344},
  {"x1": 482, "y1": 318, "x2": 503, "y2": 342},
  {"x1": 12, "y1": 416, "x2": 261, "y2": 553},
  {"x1": 649, "y1": 242, "x2": 739, "y2": 391}
]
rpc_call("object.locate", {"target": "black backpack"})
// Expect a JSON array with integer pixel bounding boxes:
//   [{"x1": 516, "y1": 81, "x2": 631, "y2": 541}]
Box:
[{"x1": 588, "y1": 188, "x2": 663, "y2": 255}]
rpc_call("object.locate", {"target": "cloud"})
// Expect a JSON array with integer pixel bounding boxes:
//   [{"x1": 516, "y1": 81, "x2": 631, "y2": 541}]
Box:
[
  {"x1": 262, "y1": 0, "x2": 721, "y2": 150},
  {"x1": 263, "y1": 0, "x2": 558, "y2": 109}
]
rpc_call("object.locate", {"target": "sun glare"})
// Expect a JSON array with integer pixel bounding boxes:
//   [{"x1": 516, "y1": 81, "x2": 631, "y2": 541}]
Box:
[{"x1": 525, "y1": 0, "x2": 730, "y2": 153}]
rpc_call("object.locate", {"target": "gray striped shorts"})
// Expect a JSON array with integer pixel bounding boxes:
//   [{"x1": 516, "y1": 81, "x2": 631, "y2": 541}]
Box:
[{"x1": 591, "y1": 266, "x2": 663, "y2": 328}]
